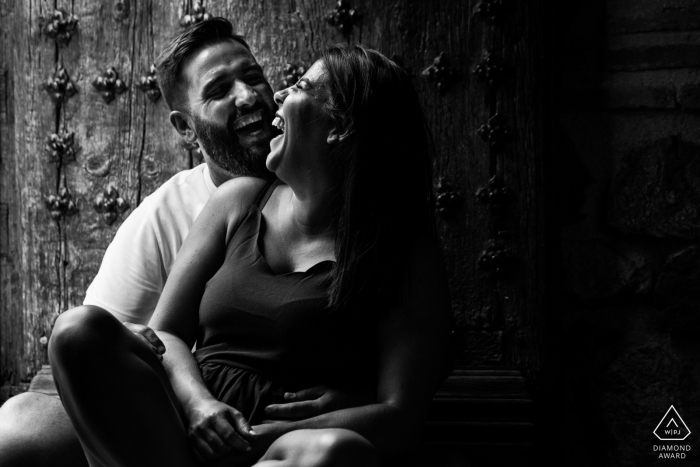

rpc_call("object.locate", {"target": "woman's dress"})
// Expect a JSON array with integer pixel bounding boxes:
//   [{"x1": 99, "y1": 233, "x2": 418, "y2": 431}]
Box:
[{"x1": 194, "y1": 181, "x2": 376, "y2": 423}]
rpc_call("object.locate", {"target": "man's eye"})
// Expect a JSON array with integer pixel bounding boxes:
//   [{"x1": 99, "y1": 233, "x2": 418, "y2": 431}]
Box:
[
  {"x1": 246, "y1": 75, "x2": 265, "y2": 85},
  {"x1": 207, "y1": 88, "x2": 227, "y2": 99}
]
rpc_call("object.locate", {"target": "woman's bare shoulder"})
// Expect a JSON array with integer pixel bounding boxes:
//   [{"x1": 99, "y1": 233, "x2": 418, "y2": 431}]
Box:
[
  {"x1": 194, "y1": 177, "x2": 271, "y2": 238},
  {"x1": 205, "y1": 177, "x2": 268, "y2": 214},
  {"x1": 213, "y1": 176, "x2": 270, "y2": 203}
]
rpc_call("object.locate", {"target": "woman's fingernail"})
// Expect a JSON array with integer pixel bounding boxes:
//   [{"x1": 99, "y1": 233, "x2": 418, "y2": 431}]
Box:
[
  {"x1": 284, "y1": 392, "x2": 294, "y2": 399},
  {"x1": 246, "y1": 446, "x2": 252, "y2": 452},
  {"x1": 249, "y1": 428, "x2": 256, "y2": 434}
]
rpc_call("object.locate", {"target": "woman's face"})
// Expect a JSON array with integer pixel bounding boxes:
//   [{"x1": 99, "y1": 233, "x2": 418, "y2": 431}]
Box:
[{"x1": 267, "y1": 60, "x2": 337, "y2": 189}]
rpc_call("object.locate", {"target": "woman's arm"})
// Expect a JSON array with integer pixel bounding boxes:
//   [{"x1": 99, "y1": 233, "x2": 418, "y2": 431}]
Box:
[
  {"x1": 148, "y1": 176, "x2": 268, "y2": 461},
  {"x1": 150, "y1": 176, "x2": 269, "y2": 345},
  {"x1": 253, "y1": 236, "x2": 453, "y2": 458}
]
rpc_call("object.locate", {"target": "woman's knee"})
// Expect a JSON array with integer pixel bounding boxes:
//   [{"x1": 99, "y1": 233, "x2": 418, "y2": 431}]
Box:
[
  {"x1": 312, "y1": 429, "x2": 378, "y2": 467},
  {"x1": 49, "y1": 305, "x2": 121, "y2": 366},
  {"x1": 268, "y1": 429, "x2": 379, "y2": 467}
]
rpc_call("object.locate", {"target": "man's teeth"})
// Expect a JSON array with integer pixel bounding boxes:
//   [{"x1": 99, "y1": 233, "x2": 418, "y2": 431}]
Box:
[
  {"x1": 232, "y1": 110, "x2": 264, "y2": 131},
  {"x1": 272, "y1": 116, "x2": 285, "y2": 133}
]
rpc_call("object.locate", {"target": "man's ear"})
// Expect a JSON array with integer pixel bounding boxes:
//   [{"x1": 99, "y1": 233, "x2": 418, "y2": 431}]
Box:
[
  {"x1": 327, "y1": 125, "x2": 353, "y2": 145},
  {"x1": 169, "y1": 110, "x2": 197, "y2": 144}
]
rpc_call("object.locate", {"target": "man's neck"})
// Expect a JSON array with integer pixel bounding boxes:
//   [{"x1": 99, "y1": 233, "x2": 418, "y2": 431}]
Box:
[
  {"x1": 204, "y1": 156, "x2": 274, "y2": 188},
  {"x1": 207, "y1": 161, "x2": 235, "y2": 187}
]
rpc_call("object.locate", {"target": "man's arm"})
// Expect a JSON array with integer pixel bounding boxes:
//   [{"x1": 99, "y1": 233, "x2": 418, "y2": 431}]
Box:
[
  {"x1": 79, "y1": 196, "x2": 173, "y2": 355},
  {"x1": 263, "y1": 385, "x2": 373, "y2": 420},
  {"x1": 83, "y1": 196, "x2": 166, "y2": 325}
]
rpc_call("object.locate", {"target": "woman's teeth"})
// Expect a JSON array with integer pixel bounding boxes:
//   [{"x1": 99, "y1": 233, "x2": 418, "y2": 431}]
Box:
[
  {"x1": 272, "y1": 116, "x2": 285, "y2": 133},
  {"x1": 232, "y1": 110, "x2": 264, "y2": 131}
]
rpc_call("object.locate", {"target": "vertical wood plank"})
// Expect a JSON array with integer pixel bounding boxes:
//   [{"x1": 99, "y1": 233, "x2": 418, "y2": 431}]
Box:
[
  {"x1": 0, "y1": 0, "x2": 18, "y2": 387},
  {"x1": 137, "y1": 0, "x2": 194, "y2": 197},
  {"x1": 59, "y1": 0, "x2": 189, "y2": 312},
  {"x1": 498, "y1": 1, "x2": 545, "y2": 379},
  {"x1": 1, "y1": 0, "x2": 64, "y2": 385}
]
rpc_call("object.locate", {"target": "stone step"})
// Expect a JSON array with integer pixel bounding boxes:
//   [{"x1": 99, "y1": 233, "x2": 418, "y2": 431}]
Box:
[
  {"x1": 23, "y1": 365, "x2": 534, "y2": 465},
  {"x1": 27, "y1": 364, "x2": 59, "y2": 397}
]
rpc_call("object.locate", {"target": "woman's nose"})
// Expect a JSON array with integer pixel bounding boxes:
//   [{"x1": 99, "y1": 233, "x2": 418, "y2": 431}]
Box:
[{"x1": 274, "y1": 87, "x2": 289, "y2": 107}]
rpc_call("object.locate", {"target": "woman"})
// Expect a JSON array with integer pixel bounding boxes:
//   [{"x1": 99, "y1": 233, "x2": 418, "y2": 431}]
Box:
[{"x1": 50, "y1": 45, "x2": 452, "y2": 467}]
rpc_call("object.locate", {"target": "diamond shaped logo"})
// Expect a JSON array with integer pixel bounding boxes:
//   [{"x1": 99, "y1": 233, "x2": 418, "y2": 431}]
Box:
[{"x1": 654, "y1": 405, "x2": 691, "y2": 441}]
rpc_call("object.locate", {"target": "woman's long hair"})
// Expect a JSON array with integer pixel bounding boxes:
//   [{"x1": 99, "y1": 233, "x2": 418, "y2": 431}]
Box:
[{"x1": 322, "y1": 44, "x2": 437, "y2": 312}]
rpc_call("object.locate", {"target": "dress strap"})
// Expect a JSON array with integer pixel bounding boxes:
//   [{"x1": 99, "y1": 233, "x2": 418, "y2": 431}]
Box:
[{"x1": 255, "y1": 178, "x2": 281, "y2": 210}]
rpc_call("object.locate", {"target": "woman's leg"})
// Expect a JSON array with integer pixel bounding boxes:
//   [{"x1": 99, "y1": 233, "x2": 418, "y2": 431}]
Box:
[
  {"x1": 254, "y1": 429, "x2": 380, "y2": 467},
  {"x1": 49, "y1": 306, "x2": 197, "y2": 467}
]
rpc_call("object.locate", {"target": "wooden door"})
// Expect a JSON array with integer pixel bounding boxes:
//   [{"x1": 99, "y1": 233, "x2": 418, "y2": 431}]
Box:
[{"x1": 0, "y1": 0, "x2": 545, "y2": 402}]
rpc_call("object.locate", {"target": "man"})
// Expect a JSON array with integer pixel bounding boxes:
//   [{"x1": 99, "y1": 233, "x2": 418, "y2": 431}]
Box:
[{"x1": 0, "y1": 18, "x2": 365, "y2": 467}]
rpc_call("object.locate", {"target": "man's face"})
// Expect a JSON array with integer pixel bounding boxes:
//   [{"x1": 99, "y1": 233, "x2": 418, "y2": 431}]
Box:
[{"x1": 181, "y1": 40, "x2": 277, "y2": 177}]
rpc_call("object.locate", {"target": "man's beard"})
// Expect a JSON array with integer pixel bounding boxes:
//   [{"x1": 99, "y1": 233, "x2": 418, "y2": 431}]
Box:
[{"x1": 191, "y1": 114, "x2": 271, "y2": 178}]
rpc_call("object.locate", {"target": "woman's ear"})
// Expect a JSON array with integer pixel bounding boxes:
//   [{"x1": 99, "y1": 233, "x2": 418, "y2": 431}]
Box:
[{"x1": 169, "y1": 111, "x2": 197, "y2": 144}]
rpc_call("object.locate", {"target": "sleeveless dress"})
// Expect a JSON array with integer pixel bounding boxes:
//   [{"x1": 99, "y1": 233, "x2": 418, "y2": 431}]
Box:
[{"x1": 194, "y1": 180, "x2": 376, "y2": 424}]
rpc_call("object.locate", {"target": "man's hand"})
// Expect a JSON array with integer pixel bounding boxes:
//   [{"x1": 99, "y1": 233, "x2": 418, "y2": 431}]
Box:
[
  {"x1": 263, "y1": 385, "x2": 372, "y2": 420},
  {"x1": 122, "y1": 322, "x2": 165, "y2": 360},
  {"x1": 186, "y1": 398, "x2": 256, "y2": 462}
]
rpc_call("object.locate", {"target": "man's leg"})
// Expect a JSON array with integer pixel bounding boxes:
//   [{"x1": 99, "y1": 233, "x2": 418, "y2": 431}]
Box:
[
  {"x1": 0, "y1": 392, "x2": 87, "y2": 467},
  {"x1": 49, "y1": 305, "x2": 197, "y2": 467}
]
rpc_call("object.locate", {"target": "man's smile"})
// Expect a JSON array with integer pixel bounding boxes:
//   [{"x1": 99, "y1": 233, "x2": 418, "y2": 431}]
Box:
[{"x1": 232, "y1": 109, "x2": 264, "y2": 131}]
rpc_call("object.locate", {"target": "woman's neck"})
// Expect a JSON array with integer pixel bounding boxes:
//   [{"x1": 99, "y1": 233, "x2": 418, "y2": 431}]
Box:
[{"x1": 286, "y1": 186, "x2": 338, "y2": 237}]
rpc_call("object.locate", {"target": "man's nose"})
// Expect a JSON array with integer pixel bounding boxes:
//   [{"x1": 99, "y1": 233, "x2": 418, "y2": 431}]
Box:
[
  {"x1": 233, "y1": 80, "x2": 257, "y2": 108},
  {"x1": 274, "y1": 87, "x2": 289, "y2": 107}
]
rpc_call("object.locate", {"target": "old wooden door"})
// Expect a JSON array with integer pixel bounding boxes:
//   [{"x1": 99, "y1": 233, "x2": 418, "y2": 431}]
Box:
[{"x1": 0, "y1": 0, "x2": 545, "y2": 406}]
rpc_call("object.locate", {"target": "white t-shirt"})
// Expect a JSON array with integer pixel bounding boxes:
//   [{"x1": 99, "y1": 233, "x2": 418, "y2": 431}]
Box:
[{"x1": 83, "y1": 163, "x2": 217, "y2": 324}]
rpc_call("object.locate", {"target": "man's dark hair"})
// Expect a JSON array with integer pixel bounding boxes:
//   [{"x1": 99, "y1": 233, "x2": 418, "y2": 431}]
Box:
[{"x1": 155, "y1": 17, "x2": 251, "y2": 111}]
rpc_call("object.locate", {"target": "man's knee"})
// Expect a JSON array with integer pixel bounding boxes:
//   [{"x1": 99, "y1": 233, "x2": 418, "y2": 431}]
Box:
[
  {"x1": 49, "y1": 305, "x2": 119, "y2": 367},
  {"x1": 0, "y1": 392, "x2": 84, "y2": 467},
  {"x1": 0, "y1": 393, "x2": 41, "y2": 456},
  {"x1": 0, "y1": 425, "x2": 39, "y2": 466},
  {"x1": 305, "y1": 429, "x2": 379, "y2": 467}
]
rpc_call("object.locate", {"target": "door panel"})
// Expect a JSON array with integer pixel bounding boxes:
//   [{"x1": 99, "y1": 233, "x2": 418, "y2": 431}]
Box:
[{"x1": 0, "y1": 0, "x2": 544, "y2": 395}]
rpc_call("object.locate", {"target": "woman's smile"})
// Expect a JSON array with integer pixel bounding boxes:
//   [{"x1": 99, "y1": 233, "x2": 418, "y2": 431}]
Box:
[{"x1": 272, "y1": 114, "x2": 285, "y2": 133}]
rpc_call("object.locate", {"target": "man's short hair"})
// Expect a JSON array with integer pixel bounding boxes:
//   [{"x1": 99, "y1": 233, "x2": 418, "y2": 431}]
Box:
[{"x1": 155, "y1": 17, "x2": 251, "y2": 111}]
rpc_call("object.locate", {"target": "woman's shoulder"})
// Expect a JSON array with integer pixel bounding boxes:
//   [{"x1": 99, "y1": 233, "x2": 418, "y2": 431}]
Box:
[
  {"x1": 206, "y1": 176, "x2": 271, "y2": 212},
  {"x1": 214, "y1": 176, "x2": 270, "y2": 201},
  {"x1": 197, "y1": 177, "x2": 272, "y2": 236}
]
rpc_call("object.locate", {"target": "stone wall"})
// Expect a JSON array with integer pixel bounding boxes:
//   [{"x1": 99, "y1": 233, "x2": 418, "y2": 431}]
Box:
[{"x1": 549, "y1": 0, "x2": 700, "y2": 465}]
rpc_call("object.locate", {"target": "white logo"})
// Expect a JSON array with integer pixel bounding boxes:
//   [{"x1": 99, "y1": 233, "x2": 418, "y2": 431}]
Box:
[{"x1": 654, "y1": 405, "x2": 691, "y2": 441}]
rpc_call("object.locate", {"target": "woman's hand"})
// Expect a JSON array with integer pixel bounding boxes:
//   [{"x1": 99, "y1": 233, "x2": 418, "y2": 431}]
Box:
[{"x1": 185, "y1": 398, "x2": 256, "y2": 462}]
